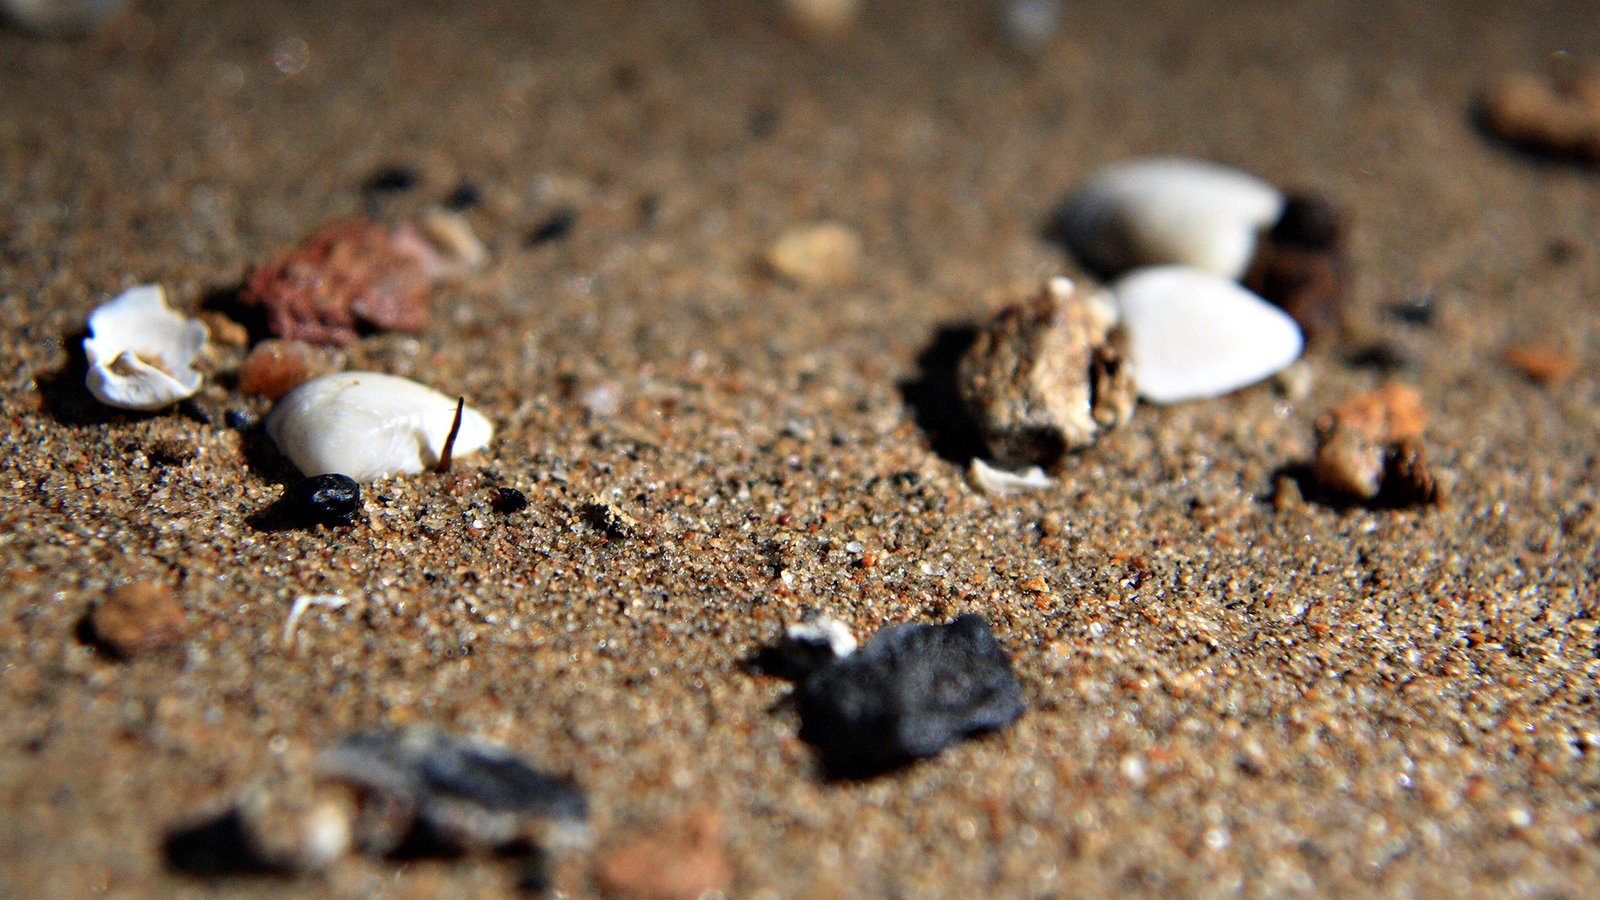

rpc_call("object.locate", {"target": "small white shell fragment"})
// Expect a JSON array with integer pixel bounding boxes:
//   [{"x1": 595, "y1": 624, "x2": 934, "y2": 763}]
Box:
[
  {"x1": 266, "y1": 372, "x2": 493, "y2": 482},
  {"x1": 784, "y1": 615, "x2": 857, "y2": 661},
  {"x1": 1059, "y1": 157, "x2": 1285, "y2": 279},
  {"x1": 1113, "y1": 265, "x2": 1304, "y2": 404},
  {"x1": 82, "y1": 284, "x2": 209, "y2": 411},
  {"x1": 969, "y1": 457, "x2": 1054, "y2": 496}
]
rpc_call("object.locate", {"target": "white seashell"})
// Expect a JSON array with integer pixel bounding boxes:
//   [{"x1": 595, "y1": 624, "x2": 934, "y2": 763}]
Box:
[
  {"x1": 1059, "y1": 157, "x2": 1285, "y2": 279},
  {"x1": 968, "y1": 457, "x2": 1054, "y2": 496},
  {"x1": 83, "y1": 284, "x2": 209, "y2": 411},
  {"x1": 266, "y1": 372, "x2": 493, "y2": 482},
  {"x1": 1113, "y1": 265, "x2": 1304, "y2": 404}
]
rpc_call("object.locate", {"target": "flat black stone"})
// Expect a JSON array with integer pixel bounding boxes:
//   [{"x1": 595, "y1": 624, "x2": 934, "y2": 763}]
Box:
[
  {"x1": 284, "y1": 474, "x2": 361, "y2": 526},
  {"x1": 444, "y1": 180, "x2": 482, "y2": 211},
  {"x1": 796, "y1": 613, "x2": 1025, "y2": 778},
  {"x1": 320, "y1": 727, "x2": 586, "y2": 855},
  {"x1": 362, "y1": 165, "x2": 419, "y2": 195},
  {"x1": 525, "y1": 209, "x2": 576, "y2": 246}
]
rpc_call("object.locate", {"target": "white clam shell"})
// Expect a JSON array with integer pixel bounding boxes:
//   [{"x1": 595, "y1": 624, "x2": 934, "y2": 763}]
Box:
[
  {"x1": 1113, "y1": 265, "x2": 1304, "y2": 404},
  {"x1": 83, "y1": 284, "x2": 208, "y2": 411},
  {"x1": 265, "y1": 372, "x2": 494, "y2": 482},
  {"x1": 1060, "y1": 157, "x2": 1285, "y2": 279}
]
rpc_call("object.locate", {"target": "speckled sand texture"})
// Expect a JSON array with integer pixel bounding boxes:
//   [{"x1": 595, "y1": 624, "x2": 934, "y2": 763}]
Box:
[{"x1": 2, "y1": 1, "x2": 1599, "y2": 896}]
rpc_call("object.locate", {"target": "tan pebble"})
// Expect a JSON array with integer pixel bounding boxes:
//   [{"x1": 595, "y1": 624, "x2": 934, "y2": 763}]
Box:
[
  {"x1": 239, "y1": 340, "x2": 338, "y2": 400},
  {"x1": 1503, "y1": 343, "x2": 1577, "y2": 385},
  {"x1": 765, "y1": 222, "x2": 863, "y2": 287},
  {"x1": 1481, "y1": 69, "x2": 1600, "y2": 163},
  {"x1": 783, "y1": 0, "x2": 859, "y2": 39},
  {"x1": 958, "y1": 277, "x2": 1135, "y2": 469},
  {"x1": 595, "y1": 807, "x2": 732, "y2": 900},
  {"x1": 1312, "y1": 422, "x2": 1386, "y2": 500},
  {"x1": 197, "y1": 311, "x2": 251, "y2": 348},
  {"x1": 88, "y1": 582, "x2": 189, "y2": 659}
]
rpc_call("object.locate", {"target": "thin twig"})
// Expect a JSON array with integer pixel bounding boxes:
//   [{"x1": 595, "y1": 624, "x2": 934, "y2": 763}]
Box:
[{"x1": 436, "y1": 396, "x2": 465, "y2": 473}]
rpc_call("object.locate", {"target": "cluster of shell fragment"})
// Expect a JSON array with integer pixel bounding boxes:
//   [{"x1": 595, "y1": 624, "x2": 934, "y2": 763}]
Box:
[{"x1": 957, "y1": 277, "x2": 1135, "y2": 469}]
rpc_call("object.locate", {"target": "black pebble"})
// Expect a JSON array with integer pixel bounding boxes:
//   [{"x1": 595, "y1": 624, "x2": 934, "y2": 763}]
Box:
[
  {"x1": 444, "y1": 180, "x2": 482, "y2": 211},
  {"x1": 525, "y1": 209, "x2": 576, "y2": 246},
  {"x1": 362, "y1": 165, "x2": 419, "y2": 196},
  {"x1": 224, "y1": 409, "x2": 255, "y2": 431},
  {"x1": 284, "y1": 474, "x2": 362, "y2": 526},
  {"x1": 1389, "y1": 292, "x2": 1436, "y2": 326},
  {"x1": 796, "y1": 613, "x2": 1025, "y2": 778},
  {"x1": 492, "y1": 486, "x2": 529, "y2": 513}
]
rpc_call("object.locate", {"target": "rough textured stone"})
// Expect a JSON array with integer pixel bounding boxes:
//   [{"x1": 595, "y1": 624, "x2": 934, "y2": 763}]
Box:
[
  {"x1": 241, "y1": 219, "x2": 432, "y2": 346},
  {"x1": 957, "y1": 277, "x2": 1134, "y2": 468},
  {"x1": 87, "y1": 581, "x2": 189, "y2": 659},
  {"x1": 796, "y1": 614, "x2": 1025, "y2": 777}
]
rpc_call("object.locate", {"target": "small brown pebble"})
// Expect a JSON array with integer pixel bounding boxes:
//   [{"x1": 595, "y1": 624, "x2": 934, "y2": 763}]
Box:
[
  {"x1": 1311, "y1": 384, "x2": 1440, "y2": 507},
  {"x1": 1382, "y1": 438, "x2": 1442, "y2": 507},
  {"x1": 1480, "y1": 69, "x2": 1600, "y2": 164},
  {"x1": 1272, "y1": 472, "x2": 1304, "y2": 512},
  {"x1": 240, "y1": 219, "x2": 433, "y2": 346},
  {"x1": 1503, "y1": 344, "x2": 1577, "y2": 385},
  {"x1": 596, "y1": 807, "x2": 732, "y2": 900},
  {"x1": 783, "y1": 0, "x2": 859, "y2": 40},
  {"x1": 765, "y1": 222, "x2": 863, "y2": 287},
  {"x1": 1243, "y1": 193, "x2": 1349, "y2": 339},
  {"x1": 88, "y1": 582, "x2": 189, "y2": 659},
  {"x1": 1017, "y1": 576, "x2": 1049, "y2": 594},
  {"x1": 958, "y1": 277, "x2": 1135, "y2": 469},
  {"x1": 237, "y1": 340, "x2": 337, "y2": 400},
  {"x1": 197, "y1": 312, "x2": 250, "y2": 348}
]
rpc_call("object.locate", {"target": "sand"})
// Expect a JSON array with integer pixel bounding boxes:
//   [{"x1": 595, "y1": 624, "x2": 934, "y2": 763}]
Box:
[{"x1": 2, "y1": 0, "x2": 1598, "y2": 895}]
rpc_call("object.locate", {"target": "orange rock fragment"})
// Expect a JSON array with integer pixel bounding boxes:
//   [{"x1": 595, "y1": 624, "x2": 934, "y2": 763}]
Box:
[
  {"x1": 595, "y1": 807, "x2": 733, "y2": 900},
  {"x1": 238, "y1": 339, "x2": 337, "y2": 400},
  {"x1": 1503, "y1": 344, "x2": 1577, "y2": 385},
  {"x1": 1312, "y1": 384, "x2": 1440, "y2": 507},
  {"x1": 88, "y1": 582, "x2": 189, "y2": 659},
  {"x1": 1481, "y1": 69, "x2": 1600, "y2": 164}
]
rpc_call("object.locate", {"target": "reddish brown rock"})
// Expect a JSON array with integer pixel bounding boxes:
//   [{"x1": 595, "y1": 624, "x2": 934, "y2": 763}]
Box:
[
  {"x1": 1503, "y1": 344, "x2": 1577, "y2": 385},
  {"x1": 595, "y1": 807, "x2": 733, "y2": 900},
  {"x1": 238, "y1": 340, "x2": 337, "y2": 400},
  {"x1": 240, "y1": 219, "x2": 432, "y2": 346},
  {"x1": 88, "y1": 582, "x2": 189, "y2": 659},
  {"x1": 1243, "y1": 192, "x2": 1349, "y2": 339},
  {"x1": 1312, "y1": 384, "x2": 1440, "y2": 507}
]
